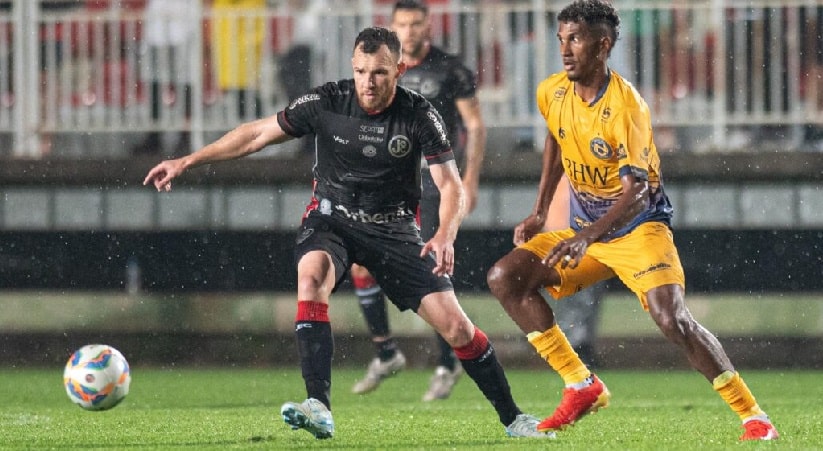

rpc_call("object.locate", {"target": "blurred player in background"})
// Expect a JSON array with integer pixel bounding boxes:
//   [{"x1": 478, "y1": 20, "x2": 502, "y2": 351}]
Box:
[
  {"x1": 144, "y1": 26, "x2": 550, "y2": 440},
  {"x1": 132, "y1": 0, "x2": 197, "y2": 157},
  {"x1": 350, "y1": 0, "x2": 486, "y2": 402},
  {"x1": 486, "y1": 0, "x2": 778, "y2": 441}
]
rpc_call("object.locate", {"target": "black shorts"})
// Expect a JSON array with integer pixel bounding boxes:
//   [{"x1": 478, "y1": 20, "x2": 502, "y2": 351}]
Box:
[{"x1": 294, "y1": 211, "x2": 453, "y2": 312}]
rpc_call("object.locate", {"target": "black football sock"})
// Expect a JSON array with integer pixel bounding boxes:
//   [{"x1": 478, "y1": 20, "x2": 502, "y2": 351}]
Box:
[
  {"x1": 295, "y1": 320, "x2": 333, "y2": 410},
  {"x1": 459, "y1": 344, "x2": 521, "y2": 426},
  {"x1": 376, "y1": 338, "x2": 399, "y2": 361},
  {"x1": 356, "y1": 286, "x2": 391, "y2": 338}
]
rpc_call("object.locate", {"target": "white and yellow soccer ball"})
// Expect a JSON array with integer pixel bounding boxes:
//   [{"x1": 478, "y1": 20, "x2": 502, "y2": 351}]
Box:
[{"x1": 63, "y1": 344, "x2": 131, "y2": 411}]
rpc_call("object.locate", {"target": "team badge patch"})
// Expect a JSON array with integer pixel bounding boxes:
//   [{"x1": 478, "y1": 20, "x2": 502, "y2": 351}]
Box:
[
  {"x1": 296, "y1": 227, "x2": 314, "y2": 245},
  {"x1": 589, "y1": 138, "x2": 613, "y2": 160},
  {"x1": 388, "y1": 135, "x2": 412, "y2": 158}
]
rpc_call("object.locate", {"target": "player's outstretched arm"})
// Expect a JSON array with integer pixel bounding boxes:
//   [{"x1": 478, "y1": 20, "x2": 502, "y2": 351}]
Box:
[{"x1": 142, "y1": 115, "x2": 292, "y2": 192}]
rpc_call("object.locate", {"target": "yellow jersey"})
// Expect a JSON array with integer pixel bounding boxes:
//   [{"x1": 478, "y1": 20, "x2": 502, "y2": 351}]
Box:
[{"x1": 536, "y1": 69, "x2": 672, "y2": 240}]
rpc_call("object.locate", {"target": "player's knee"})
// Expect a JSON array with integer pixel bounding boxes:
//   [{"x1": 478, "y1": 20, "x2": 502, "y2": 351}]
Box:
[
  {"x1": 652, "y1": 307, "x2": 695, "y2": 341},
  {"x1": 297, "y1": 272, "x2": 325, "y2": 295},
  {"x1": 486, "y1": 262, "x2": 510, "y2": 295},
  {"x1": 438, "y1": 317, "x2": 474, "y2": 347}
]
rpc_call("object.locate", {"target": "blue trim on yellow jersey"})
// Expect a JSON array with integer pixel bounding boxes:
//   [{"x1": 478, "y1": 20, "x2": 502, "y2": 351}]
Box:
[{"x1": 588, "y1": 69, "x2": 611, "y2": 106}]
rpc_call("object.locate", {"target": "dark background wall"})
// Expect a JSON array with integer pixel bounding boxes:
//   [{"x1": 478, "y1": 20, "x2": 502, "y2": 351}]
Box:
[{"x1": 2, "y1": 229, "x2": 821, "y2": 293}]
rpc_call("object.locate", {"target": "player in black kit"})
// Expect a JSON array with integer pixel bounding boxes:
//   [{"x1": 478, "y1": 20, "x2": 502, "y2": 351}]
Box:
[
  {"x1": 143, "y1": 27, "x2": 550, "y2": 441},
  {"x1": 350, "y1": 0, "x2": 486, "y2": 402}
]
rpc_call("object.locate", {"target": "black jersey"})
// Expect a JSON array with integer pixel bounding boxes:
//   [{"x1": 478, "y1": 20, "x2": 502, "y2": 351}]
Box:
[
  {"x1": 277, "y1": 79, "x2": 454, "y2": 218},
  {"x1": 399, "y1": 46, "x2": 476, "y2": 158}
]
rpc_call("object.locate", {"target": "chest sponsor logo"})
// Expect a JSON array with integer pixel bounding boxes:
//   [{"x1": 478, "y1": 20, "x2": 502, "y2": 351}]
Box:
[
  {"x1": 564, "y1": 158, "x2": 611, "y2": 185},
  {"x1": 388, "y1": 135, "x2": 412, "y2": 158},
  {"x1": 589, "y1": 137, "x2": 613, "y2": 160},
  {"x1": 360, "y1": 125, "x2": 385, "y2": 133},
  {"x1": 335, "y1": 204, "x2": 414, "y2": 224},
  {"x1": 362, "y1": 145, "x2": 377, "y2": 157},
  {"x1": 359, "y1": 124, "x2": 385, "y2": 144},
  {"x1": 359, "y1": 134, "x2": 384, "y2": 143}
]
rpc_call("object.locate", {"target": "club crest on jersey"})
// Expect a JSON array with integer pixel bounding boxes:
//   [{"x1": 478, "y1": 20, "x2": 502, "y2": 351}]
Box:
[
  {"x1": 554, "y1": 87, "x2": 567, "y2": 100},
  {"x1": 388, "y1": 135, "x2": 412, "y2": 158},
  {"x1": 589, "y1": 138, "x2": 613, "y2": 160},
  {"x1": 419, "y1": 79, "x2": 441, "y2": 98}
]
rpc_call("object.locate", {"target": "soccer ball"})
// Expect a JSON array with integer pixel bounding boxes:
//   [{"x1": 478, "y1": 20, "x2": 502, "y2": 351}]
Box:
[{"x1": 63, "y1": 344, "x2": 131, "y2": 411}]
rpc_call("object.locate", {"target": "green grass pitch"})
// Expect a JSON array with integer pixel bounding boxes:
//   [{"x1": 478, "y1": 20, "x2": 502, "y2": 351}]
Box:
[{"x1": 2, "y1": 367, "x2": 819, "y2": 449}]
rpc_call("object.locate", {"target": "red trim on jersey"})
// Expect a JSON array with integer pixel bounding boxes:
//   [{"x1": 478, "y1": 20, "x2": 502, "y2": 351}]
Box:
[
  {"x1": 425, "y1": 148, "x2": 454, "y2": 164},
  {"x1": 453, "y1": 328, "x2": 489, "y2": 360},
  {"x1": 302, "y1": 180, "x2": 320, "y2": 220},
  {"x1": 295, "y1": 301, "x2": 329, "y2": 322}
]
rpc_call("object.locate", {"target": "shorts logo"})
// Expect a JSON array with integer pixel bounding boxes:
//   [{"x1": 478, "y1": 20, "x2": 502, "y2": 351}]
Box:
[
  {"x1": 362, "y1": 145, "x2": 377, "y2": 157},
  {"x1": 296, "y1": 227, "x2": 314, "y2": 245},
  {"x1": 388, "y1": 135, "x2": 411, "y2": 158},
  {"x1": 589, "y1": 138, "x2": 613, "y2": 160},
  {"x1": 633, "y1": 262, "x2": 672, "y2": 279}
]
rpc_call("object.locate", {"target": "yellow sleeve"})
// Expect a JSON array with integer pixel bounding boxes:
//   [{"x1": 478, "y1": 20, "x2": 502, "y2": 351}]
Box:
[{"x1": 612, "y1": 102, "x2": 653, "y2": 179}]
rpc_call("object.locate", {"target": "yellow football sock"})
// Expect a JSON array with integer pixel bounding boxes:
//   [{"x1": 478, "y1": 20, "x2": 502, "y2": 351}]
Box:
[
  {"x1": 528, "y1": 325, "x2": 590, "y2": 386},
  {"x1": 713, "y1": 370, "x2": 766, "y2": 421}
]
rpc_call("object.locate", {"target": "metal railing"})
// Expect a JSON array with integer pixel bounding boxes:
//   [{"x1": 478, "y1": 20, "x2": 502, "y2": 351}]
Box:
[{"x1": 1, "y1": 0, "x2": 822, "y2": 158}]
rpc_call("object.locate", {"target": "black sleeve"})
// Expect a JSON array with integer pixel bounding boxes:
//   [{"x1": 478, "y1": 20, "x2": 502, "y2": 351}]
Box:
[
  {"x1": 276, "y1": 92, "x2": 322, "y2": 138},
  {"x1": 419, "y1": 106, "x2": 454, "y2": 165},
  {"x1": 451, "y1": 61, "x2": 477, "y2": 99}
]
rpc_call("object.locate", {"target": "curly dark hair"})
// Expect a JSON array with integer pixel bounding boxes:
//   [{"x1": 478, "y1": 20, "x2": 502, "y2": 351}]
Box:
[
  {"x1": 558, "y1": 0, "x2": 620, "y2": 45},
  {"x1": 353, "y1": 27, "x2": 402, "y2": 58}
]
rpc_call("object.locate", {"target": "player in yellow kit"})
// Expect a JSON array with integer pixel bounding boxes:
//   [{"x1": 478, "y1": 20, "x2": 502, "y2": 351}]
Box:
[{"x1": 486, "y1": 0, "x2": 778, "y2": 441}]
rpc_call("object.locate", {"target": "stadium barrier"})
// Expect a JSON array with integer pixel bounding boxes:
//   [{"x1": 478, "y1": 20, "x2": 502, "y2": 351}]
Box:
[{"x1": 0, "y1": 0, "x2": 822, "y2": 157}]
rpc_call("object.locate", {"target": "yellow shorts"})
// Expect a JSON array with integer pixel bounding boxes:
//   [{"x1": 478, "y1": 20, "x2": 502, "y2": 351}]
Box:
[{"x1": 519, "y1": 221, "x2": 685, "y2": 310}]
